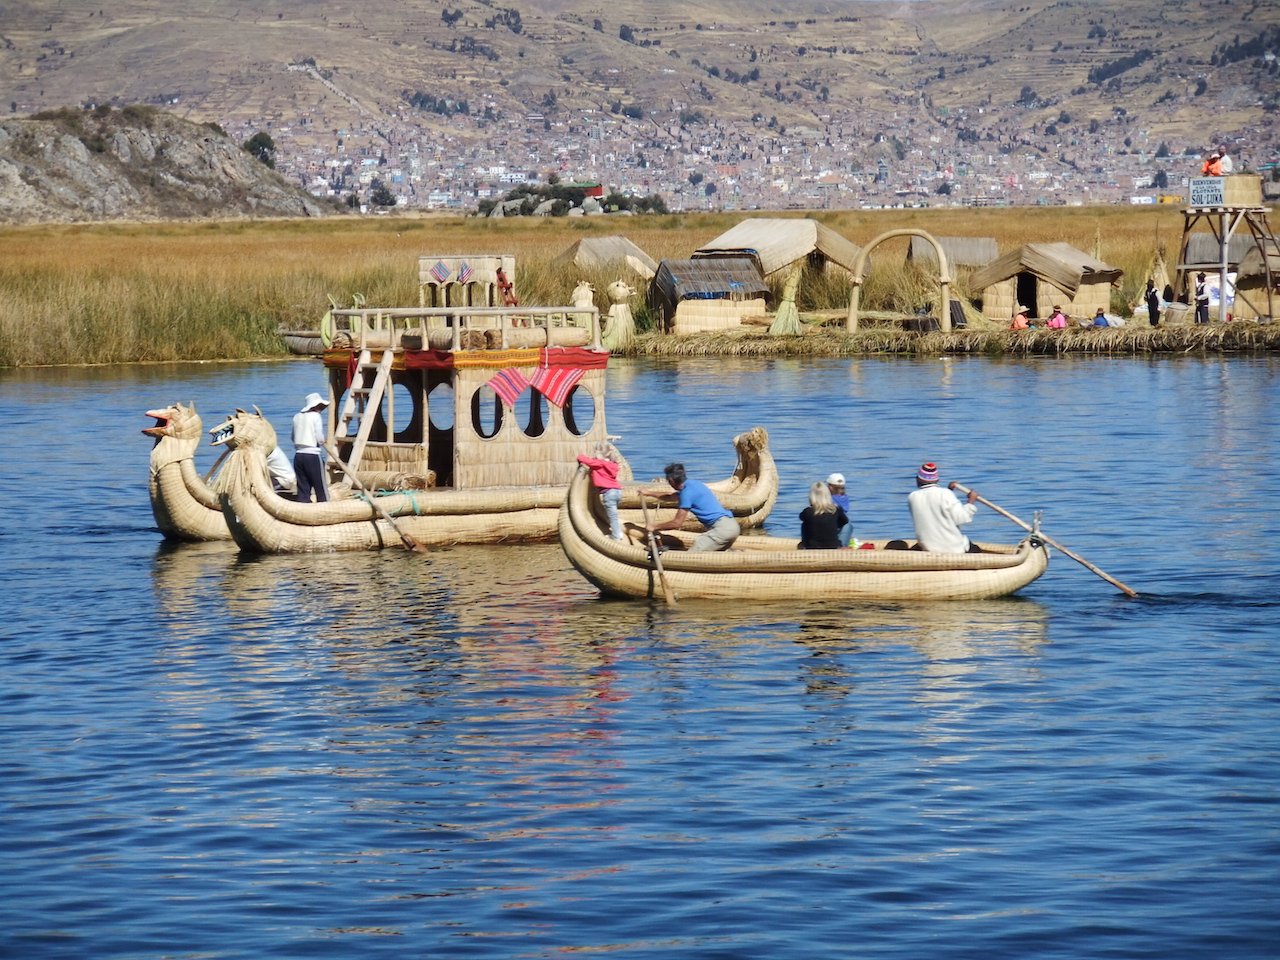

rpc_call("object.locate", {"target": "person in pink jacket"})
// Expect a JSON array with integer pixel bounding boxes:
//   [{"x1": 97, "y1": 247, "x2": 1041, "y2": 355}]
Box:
[
  {"x1": 577, "y1": 440, "x2": 625, "y2": 540},
  {"x1": 1046, "y1": 306, "x2": 1068, "y2": 328}
]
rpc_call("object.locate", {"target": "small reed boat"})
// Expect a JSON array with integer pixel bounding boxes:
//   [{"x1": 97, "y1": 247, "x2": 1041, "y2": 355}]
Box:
[{"x1": 558, "y1": 467, "x2": 1049, "y2": 602}]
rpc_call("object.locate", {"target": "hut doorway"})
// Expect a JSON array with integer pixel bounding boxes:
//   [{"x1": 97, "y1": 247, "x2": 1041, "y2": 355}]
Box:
[{"x1": 1016, "y1": 274, "x2": 1039, "y2": 319}]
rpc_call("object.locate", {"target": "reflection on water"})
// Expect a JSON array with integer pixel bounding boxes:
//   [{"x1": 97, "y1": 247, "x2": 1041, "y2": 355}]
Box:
[{"x1": 7, "y1": 357, "x2": 1280, "y2": 960}]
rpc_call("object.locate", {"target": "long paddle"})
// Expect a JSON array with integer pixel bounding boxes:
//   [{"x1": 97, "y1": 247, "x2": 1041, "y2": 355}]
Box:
[
  {"x1": 201, "y1": 447, "x2": 230, "y2": 484},
  {"x1": 323, "y1": 441, "x2": 428, "y2": 554},
  {"x1": 950, "y1": 482, "x2": 1136, "y2": 597},
  {"x1": 640, "y1": 497, "x2": 677, "y2": 607}
]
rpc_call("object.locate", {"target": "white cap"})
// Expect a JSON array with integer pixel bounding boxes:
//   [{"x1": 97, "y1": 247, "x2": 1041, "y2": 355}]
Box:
[
  {"x1": 302, "y1": 392, "x2": 329, "y2": 411},
  {"x1": 826, "y1": 473, "x2": 845, "y2": 485}
]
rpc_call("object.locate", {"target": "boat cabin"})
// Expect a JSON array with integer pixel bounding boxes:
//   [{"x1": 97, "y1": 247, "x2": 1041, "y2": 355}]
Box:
[{"x1": 320, "y1": 303, "x2": 608, "y2": 492}]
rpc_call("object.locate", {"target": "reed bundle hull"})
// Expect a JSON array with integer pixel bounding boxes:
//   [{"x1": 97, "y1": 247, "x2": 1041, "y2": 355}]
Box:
[
  {"x1": 220, "y1": 427, "x2": 777, "y2": 554},
  {"x1": 559, "y1": 470, "x2": 1048, "y2": 601},
  {"x1": 146, "y1": 403, "x2": 230, "y2": 542},
  {"x1": 150, "y1": 453, "x2": 229, "y2": 541}
]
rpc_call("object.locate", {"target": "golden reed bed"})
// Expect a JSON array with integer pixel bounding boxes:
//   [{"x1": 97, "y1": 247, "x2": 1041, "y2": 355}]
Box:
[
  {"x1": 1, "y1": 206, "x2": 1271, "y2": 367},
  {"x1": 622, "y1": 323, "x2": 1280, "y2": 358}
]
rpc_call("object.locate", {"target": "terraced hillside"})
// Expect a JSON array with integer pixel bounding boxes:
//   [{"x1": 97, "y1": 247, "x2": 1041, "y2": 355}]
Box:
[{"x1": 0, "y1": 0, "x2": 1274, "y2": 144}]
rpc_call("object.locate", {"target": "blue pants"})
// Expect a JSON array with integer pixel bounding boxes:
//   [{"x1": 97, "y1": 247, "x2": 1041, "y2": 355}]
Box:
[{"x1": 294, "y1": 452, "x2": 328, "y2": 503}]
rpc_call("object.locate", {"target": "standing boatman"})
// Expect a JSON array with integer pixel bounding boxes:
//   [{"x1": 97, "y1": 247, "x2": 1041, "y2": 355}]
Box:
[{"x1": 292, "y1": 392, "x2": 330, "y2": 503}]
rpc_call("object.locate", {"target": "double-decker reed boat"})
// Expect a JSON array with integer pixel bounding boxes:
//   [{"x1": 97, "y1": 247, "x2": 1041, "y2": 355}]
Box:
[{"x1": 148, "y1": 265, "x2": 778, "y2": 553}]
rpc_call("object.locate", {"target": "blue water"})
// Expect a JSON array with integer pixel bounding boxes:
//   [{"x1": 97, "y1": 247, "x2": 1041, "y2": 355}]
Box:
[{"x1": 2, "y1": 356, "x2": 1278, "y2": 959}]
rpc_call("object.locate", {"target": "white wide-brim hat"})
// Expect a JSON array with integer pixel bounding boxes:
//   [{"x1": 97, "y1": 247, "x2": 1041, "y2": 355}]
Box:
[{"x1": 301, "y1": 392, "x2": 329, "y2": 411}]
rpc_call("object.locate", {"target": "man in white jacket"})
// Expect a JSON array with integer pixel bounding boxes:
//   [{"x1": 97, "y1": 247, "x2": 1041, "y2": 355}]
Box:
[
  {"x1": 907, "y1": 462, "x2": 980, "y2": 553},
  {"x1": 291, "y1": 392, "x2": 329, "y2": 502}
]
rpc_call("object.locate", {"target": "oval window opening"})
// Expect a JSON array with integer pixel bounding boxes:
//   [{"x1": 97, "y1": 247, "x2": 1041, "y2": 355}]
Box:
[
  {"x1": 515, "y1": 389, "x2": 549, "y2": 438},
  {"x1": 471, "y1": 385, "x2": 503, "y2": 439},
  {"x1": 563, "y1": 384, "x2": 596, "y2": 436},
  {"x1": 378, "y1": 382, "x2": 416, "y2": 442},
  {"x1": 428, "y1": 383, "x2": 455, "y2": 431}
]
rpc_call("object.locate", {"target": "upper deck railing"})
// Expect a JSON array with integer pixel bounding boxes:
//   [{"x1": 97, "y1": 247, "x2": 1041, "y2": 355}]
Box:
[{"x1": 325, "y1": 305, "x2": 602, "y2": 352}]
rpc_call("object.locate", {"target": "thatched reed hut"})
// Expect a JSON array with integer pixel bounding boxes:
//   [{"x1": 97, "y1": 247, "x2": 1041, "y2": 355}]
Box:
[
  {"x1": 1231, "y1": 245, "x2": 1280, "y2": 320},
  {"x1": 906, "y1": 236, "x2": 999, "y2": 269},
  {"x1": 692, "y1": 218, "x2": 863, "y2": 279},
  {"x1": 648, "y1": 258, "x2": 771, "y2": 335},
  {"x1": 550, "y1": 235, "x2": 659, "y2": 279},
  {"x1": 969, "y1": 242, "x2": 1122, "y2": 322}
]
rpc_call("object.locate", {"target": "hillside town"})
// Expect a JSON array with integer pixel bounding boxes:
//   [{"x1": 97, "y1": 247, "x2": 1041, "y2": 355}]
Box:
[{"x1": 224, "y1": 80, "x2": 1280, "y2": 214}]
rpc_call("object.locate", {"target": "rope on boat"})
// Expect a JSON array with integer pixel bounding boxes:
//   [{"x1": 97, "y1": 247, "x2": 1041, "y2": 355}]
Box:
[{"x1": 355, "y1": 490, "x2": 422, "y2": 516}]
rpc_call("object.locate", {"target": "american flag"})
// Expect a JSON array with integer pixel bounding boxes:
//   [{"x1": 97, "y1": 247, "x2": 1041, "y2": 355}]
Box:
[
  {"x1": 429, "y1": 260, "x2": 451, "y2": 282},
  {"x1": 457, "y1": 262, "x2": 473, "y2": 283}
]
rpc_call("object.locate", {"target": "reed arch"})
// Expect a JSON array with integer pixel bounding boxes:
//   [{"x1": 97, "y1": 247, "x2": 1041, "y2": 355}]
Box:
[{"x1": 846, "y1": 229, "x2": 953, "y2": 332}]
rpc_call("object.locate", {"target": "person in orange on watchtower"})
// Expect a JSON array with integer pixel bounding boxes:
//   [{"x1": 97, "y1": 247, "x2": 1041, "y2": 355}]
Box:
[{"x1": 1201, "y1": 146, "x2": 1224, "y2": 177}]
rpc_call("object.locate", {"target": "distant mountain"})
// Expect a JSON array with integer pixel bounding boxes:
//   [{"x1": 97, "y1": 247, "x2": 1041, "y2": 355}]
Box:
[
  {"x1": 0, "y1": 0, "x2": 1275, "y2": 212},
  {"x1": 0, "y1": 106, "x2": 329, "y2": 223},
  {"x1": 1, "y1": 0, "x2": 1273, "y2": 135}
]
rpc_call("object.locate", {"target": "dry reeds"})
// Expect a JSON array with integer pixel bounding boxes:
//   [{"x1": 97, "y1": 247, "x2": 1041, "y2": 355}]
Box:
[
  {"x1": 0, "y1": 205, "x2": 1269, "y2": 367},
  {"x1": 621, "y1": 322, "x2": 1280, "y2": 358}
]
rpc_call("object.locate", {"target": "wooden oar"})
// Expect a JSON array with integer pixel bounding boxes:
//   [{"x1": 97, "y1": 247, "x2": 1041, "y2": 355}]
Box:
[
  {"x1": 324, "y1": 442, "x2": 428, "y2": 554},
  {"x1": 640, "y1": 497, "x2": 677, "y2": 607},
  {"x1": 201, "y1": 447, "x2": 230, "y2": 484},
  {"x1": 951, "y1": 482, "x2": 1136, "y2": 597}
]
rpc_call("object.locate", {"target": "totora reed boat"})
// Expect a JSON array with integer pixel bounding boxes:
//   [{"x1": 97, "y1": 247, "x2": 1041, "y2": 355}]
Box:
[
  {"x1": 160, "y1": 260, "x2": 777, "y2": 553},
  {"x1": 558, "y1": 466, "x2": 1049, "y2": 602},
  {"x1": 145, "y1": 402, "x2": 290, "y2": 542}
]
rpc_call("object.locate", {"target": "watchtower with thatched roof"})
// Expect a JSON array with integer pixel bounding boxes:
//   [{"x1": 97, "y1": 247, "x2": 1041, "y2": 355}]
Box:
[{"x1": 1174, "y1": 175, "x2": 1278, "y2": 322}]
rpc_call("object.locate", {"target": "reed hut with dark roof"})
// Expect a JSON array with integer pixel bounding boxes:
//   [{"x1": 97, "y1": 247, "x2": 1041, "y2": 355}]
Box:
[
  {"x1": 647, "y1": 258, "x2": 772, "y2": 334},
  {"x1": 550, "y1": 235, "x2": 659, "y2": 279},
  {"x1": 969, "y1": 242, "x2": 1122, "y2": 322},
  {"x1": 692, "y1": 218, "x2": 863, "y2": 279}
]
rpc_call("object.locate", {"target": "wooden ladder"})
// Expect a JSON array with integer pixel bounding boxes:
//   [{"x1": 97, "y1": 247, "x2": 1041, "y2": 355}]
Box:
[{"x1": 337, "y1": 348, "x2": 394, "y2": 474}]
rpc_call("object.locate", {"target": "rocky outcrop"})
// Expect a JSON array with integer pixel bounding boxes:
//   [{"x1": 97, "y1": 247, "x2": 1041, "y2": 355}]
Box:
[{"x1": 0, "y1": 106, "x2": 330, "y2": 223}]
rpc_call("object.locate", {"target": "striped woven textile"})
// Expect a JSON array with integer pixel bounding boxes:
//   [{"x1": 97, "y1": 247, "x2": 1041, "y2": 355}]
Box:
[
  {"x1": 487, "y1": 368, "x2": 531, "y2": 407},
  {"x1": 530, "y1": 366, "x2": 584, "y2": 407},
  {"x1": 453, "y1": 348, "x2": 542, "y2": 369},
  {"x1": 542, "y1": 346, "x2": 609, "y2": 369}
]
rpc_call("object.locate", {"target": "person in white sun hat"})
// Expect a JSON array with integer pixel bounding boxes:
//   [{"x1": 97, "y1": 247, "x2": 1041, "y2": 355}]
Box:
[{"x1": 291, "y1": 392, "x2": 330, "y2": 503}]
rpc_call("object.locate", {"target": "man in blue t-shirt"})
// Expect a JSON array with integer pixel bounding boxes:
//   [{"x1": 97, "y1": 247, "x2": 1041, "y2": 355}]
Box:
[{"x1": 641, "y1": 462, "x2": 741, "y2": 551}]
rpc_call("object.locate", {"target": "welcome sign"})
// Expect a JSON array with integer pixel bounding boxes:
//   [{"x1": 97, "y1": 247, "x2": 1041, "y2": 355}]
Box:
[{"x1": 1189, "y1": 177, "x2": 1225, "y2": 207}]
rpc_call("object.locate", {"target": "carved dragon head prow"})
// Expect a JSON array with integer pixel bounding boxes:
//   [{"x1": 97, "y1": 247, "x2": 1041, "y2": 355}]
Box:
[
  {"x1": 143, "y1": 401, "x2": 202, "y2": 443},
  {"x1": 208, "y1": 406, "x2": 279, "y2": 453}
]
